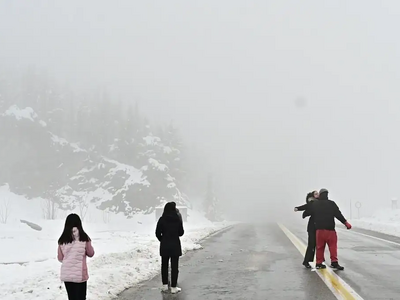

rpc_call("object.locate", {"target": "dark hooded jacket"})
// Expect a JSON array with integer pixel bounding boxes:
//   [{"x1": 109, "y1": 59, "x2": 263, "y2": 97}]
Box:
[
  {"x1": 156, "y1": 202, "x2": 184, "y2": 257},
  {"x1": 297, "y1": 191, "x2": 347, "y2": 231},
  {"x1": 298, "y1": 195, "x2": 317, "y2": 232}
]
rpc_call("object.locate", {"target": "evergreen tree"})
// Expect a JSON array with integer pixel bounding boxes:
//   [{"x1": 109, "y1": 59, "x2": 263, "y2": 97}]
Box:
[
  {"x1": 0, "y1": 69, "x2": 199, "y2": 218},
  {"x1": 163, "y1": 121, "x2": 186, "y2": 188},
  {"x1": 203, "y1": 173, "x2": 221, "y2": 221}
]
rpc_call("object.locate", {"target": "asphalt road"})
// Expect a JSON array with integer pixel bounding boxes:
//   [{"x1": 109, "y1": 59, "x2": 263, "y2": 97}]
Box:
[
  {"x1": 118, "y1": 223, "x2": 338, "y2": 300},
  {"x1": 288, "y1": 222, "x2": 400, "y2": 300},
  {"x1": 118, "y1": 221, "x2": 400, "y2": 300}
]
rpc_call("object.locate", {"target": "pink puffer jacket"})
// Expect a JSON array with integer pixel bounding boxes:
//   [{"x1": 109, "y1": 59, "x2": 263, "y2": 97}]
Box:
[{"x1": 58, "y1": 241, "x2": 95, "y2": 283}]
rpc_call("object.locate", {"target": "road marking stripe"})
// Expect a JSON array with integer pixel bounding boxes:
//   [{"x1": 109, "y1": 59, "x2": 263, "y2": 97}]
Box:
[
  {"x1": 337, "y1": 228, "x2": 400, "y2": 247},
  {"x1": 278, "y1": 223, "x2": 364, "y2": 300}
]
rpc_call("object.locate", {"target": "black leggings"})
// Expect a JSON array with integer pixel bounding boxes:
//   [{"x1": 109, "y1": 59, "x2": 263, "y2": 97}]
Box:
[
  {"x1": 303, "y1": 230, "x2": 316, "y2": 263},
  {"x1": 161, "y1": 256, "x2": 179, "y2": 287},
  {"x1": 64, "y1": 281, "x2": 87, "y2": 300}
]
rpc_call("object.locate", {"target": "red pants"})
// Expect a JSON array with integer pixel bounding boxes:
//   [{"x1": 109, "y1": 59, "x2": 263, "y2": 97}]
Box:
[{"x1": 316, "y1": 229, "x2": 338, "y2": 264}]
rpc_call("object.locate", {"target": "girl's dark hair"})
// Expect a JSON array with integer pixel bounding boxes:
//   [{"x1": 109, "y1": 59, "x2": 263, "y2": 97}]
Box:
[
  {"x1": 306, "y1": 192, "x2": 314, "y2": 203},
  {"x1": 58, "y1": 213, "x2": 91, "y2": 245},
  {"x1": 163, "y1": 202, "x2": 176, "y2": 215}
]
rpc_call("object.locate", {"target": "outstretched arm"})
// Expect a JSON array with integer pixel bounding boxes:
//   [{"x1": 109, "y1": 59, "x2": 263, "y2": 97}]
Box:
[
  {"x1": 295, "y1": 203, "x2": 309, "y2": 212},
  {"x1": 333, "y1": 202, "x2": 347, "y2": 224},
  {"x1": 333, "y1": 202, "x2": 351, "y2": 229}
]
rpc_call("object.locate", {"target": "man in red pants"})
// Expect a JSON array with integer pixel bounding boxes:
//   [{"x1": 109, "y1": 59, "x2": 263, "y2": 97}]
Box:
[{"x1": 295, "y1": 188, "x2": 352, "y2": 270}]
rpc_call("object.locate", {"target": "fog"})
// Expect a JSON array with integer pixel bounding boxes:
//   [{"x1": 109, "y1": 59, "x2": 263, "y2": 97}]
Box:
[{"x1": 2, "y1": 0, "x2": 400, "y2": 222}]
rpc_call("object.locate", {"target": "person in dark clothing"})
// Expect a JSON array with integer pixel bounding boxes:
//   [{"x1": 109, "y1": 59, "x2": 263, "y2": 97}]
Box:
[
  {"x1": 175, "y1": 205, "x2": 183, "y2": 223},
  {"x1": 294, "y1": 190, "x2": 319, "y2": 269},
  {"x1": 155, "y1": 202, "x2": 184, "y2": 294},
  {"x1": 295, "y1": 189, "x2": 352, "y2": 270}
]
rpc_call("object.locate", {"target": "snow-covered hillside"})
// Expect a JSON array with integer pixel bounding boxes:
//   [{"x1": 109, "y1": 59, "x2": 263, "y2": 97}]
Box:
[
  {"x1": 0, "y1": 186, "x2": 231, "y2": 300},
  {"x1": 0, "y1": 103, "x2": 188, "y2": 216}
]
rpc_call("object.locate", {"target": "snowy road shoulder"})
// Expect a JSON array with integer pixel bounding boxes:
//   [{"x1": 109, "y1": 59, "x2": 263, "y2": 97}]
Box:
[
  {"x1": 350, "y1": 208, "x2": 400, "y2": 238},
  {"x1": 0, "y1": 219, "x2": 234, "y2": 300}
]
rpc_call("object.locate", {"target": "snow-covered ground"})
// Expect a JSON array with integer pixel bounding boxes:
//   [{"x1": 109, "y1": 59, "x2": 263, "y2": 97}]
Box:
[
  {"x1": 351, "y1": 208, "x2": 400, "y2": 237},
  {"x1": 0, "y1": 186, "x2": 232, "y2": 300}
]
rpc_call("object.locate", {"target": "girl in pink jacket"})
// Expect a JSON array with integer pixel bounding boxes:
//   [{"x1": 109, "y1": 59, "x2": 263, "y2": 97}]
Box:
[{"x1": 57, "y1": 213, "x2": 95, "y2": 300}]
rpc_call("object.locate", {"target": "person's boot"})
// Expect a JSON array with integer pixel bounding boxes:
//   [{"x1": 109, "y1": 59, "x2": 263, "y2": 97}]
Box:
[
  {"x1": 331, "y1": 262, "x2": 344, "y2": 270},
  {"x1": 302, "y1": 262, "x2": 311, "y2": 269},
  {"x1": 316, "y1": 263, "x2": 326, "y2": 269}
]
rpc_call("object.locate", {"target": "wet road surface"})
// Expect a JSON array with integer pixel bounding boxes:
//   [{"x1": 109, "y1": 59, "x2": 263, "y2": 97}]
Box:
[
  {"x1": 118, "y1": 223, "x2": 337, "y2": 300},
  {"x1": 288, "y1": 223, "x2": 400, "y2": 300},
  {"x1": 119, "y1": 222, "x2": 400, "y2": 300}
]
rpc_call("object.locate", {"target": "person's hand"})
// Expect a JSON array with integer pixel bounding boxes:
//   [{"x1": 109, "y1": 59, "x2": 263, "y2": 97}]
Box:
[
  {"x1": 345, "y1": 221, "x2": 352, "y2": 230},
  {"x1": 294, "y1": 207, "x2": 298, "y2": 212}
]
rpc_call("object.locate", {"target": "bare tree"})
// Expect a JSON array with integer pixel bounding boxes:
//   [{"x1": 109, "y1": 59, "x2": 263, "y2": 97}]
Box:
[
  {"x1": 102, "y1": 209, "x2": 110, "y2": 224},
  {"x1": 78, "y1": 194, "x2": 89, "y2": 221},
  {"x1": 0, "y1": 198, "x2": 11, "y2": 224},
  {"x1": 41, "y1": 197, "x2": 58, "y2": 220}
]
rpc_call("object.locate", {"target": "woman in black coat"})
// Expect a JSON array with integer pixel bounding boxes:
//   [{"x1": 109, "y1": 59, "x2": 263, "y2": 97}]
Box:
[
  {"x1": 294, "y1": 191, "x2": 319, "y2": 268},
  {"x1": 155, "y1": 202, "x2": 184, "y2": 294}
]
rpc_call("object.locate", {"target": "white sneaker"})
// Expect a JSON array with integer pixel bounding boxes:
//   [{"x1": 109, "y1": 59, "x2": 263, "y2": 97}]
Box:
[
  {"x1": 170, "y1": 287, "x2": 181, "y2": 294},
  {"x1": 161, "y1": 284, "x2": 169, "y2": 292}
]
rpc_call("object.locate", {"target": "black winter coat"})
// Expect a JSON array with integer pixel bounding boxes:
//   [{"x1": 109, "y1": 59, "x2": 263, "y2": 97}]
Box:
[
  {"x1": 299, "y1": 197, "x2": 317, "y2": 232},
  {"x1": 155, "y1": 212, "x2": 184, "y2": 257},
  {"x1": 297, "y1": 196, "x2": 347, "y2": 231},
  {"x1": 301, "y1": 209, "x2": 316, "y2": 233}
]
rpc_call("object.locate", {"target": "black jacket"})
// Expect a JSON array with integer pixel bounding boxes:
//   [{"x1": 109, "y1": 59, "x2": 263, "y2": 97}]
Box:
[
  {"x1": 297, "y1": 197, "x2": 317, "y2": 232},
  {"x1": 297, "y1": 196, "x2": 347, "y2": 231},
  {"x1": 303, "y1": 209, "x2": 316, "y2": 233},
  {"x1": 156, "y1": 212, "x2": 184, "y2": 257}
]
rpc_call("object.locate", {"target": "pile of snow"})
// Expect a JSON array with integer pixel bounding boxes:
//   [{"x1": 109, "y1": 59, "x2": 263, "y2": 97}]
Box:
[
  {"x1": 351, "y1": 208, "x2": 400, "y2": 237},
  {"x1": 0, "y1": 187, "x2": 232, "y2": 300}
]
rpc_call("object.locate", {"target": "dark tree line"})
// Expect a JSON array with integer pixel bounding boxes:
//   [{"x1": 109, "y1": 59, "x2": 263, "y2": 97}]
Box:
[{"x1": 0, "y1": 69, "x2": 192, "y2": 215}]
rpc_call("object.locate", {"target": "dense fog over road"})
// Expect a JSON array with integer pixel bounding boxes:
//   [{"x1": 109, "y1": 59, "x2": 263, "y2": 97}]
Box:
[{"x1": 2, "y1": 1, "x2": 400, "y2": 220}]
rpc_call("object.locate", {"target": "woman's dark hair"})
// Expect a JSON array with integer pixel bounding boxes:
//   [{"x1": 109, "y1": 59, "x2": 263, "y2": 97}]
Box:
[
  {"x1": 163, "y1": 202, "x2": 176, "y2": 215},
  {"x1": 58, "y1": 213, "x2": 91, "y2": 245},
  {"x1": 306, "y1": 192, "x2": 314, "y2": 203}
]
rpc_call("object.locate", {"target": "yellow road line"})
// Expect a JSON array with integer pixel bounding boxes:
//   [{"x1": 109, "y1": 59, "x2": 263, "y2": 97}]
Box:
[{"x1": 278, "y1": 223, "x2": 364, "y2": 300}]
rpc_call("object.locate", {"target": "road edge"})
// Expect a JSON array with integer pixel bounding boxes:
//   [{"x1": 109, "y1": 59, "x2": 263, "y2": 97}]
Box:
[{"x1": 116, "y1": 223, "x2": 235, "y2": 298}]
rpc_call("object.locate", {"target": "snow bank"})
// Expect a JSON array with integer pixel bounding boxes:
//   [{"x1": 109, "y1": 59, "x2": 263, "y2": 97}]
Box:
[
  {"x1": 0, "y1": 187, "x2": 232, "y2": 300},
  {"x1": 351, "y1": 208, "x2": 400, "y2": 237}
]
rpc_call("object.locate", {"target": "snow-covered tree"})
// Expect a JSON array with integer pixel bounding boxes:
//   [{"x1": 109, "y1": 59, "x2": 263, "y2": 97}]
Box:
[{"x1": 0, "y1": 69, "x2": 198, "y2": 217}]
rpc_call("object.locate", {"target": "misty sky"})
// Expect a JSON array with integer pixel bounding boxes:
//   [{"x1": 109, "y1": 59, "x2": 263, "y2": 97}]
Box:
[{"x1": 1, "y1": 1, "x2": 400, "y2": 219}]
